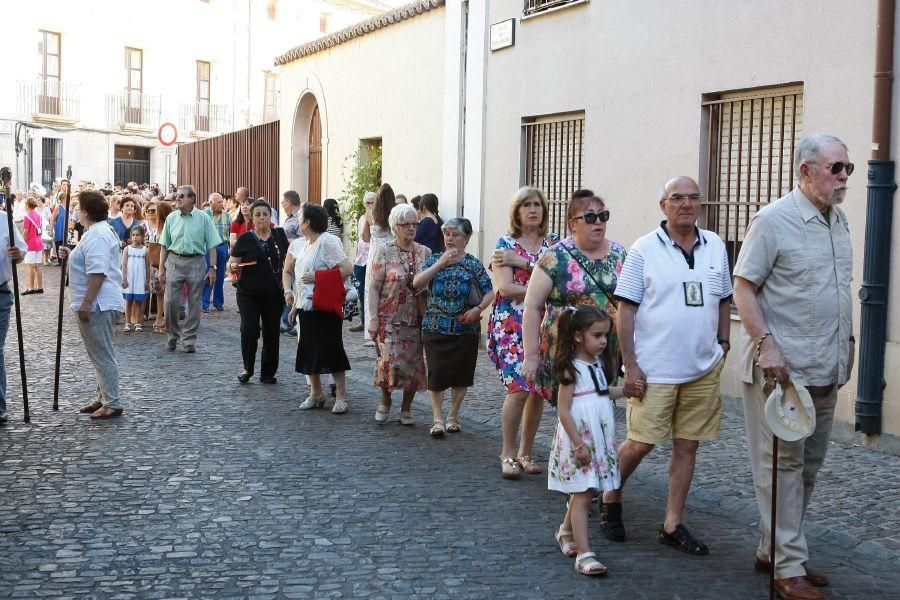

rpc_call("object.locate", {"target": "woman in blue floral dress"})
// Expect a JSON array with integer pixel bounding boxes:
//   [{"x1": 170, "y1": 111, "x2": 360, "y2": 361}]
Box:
[
  {"x1": 486, "y1": 187, "x2": 559, "y2": 479},
  {"x1": 521, "y1": 190, "x2": 627, "y2": 405},
  {"x1": 414, "y1": 217, "x2": 494, "y2": 438}
]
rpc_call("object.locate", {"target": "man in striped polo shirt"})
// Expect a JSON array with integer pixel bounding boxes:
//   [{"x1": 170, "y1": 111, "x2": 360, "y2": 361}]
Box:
[{"x1": 603, "y1": 176, "x2": 733, "y2": 556}]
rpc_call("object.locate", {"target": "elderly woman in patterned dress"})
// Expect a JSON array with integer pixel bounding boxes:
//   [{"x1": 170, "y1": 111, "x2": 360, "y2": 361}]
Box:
[
  {"x1": 522, "y1": 189, "x2": 627, "y2": 404},
  {"x1": 487, "y1": 186, "x2": 559, "y2": 479},
  {"x1": 367, "y1": 204, "x2": 431, "y2": 426}
]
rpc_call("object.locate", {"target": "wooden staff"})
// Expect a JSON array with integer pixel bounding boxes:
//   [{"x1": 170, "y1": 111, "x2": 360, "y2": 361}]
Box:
[
  {"x1": 769, "y1": 435, "x2": 779, "y2": 600},
  {"x1": 0, "y1": 167, "x2": 30, "y2": 422},
  {"x1": 52, "y1": 166, "x2": 72, "y2": 411}
]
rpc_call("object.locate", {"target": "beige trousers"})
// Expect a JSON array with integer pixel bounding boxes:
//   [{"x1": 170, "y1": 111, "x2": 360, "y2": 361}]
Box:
[
  {"x1": 742, "y1": 376, "x2": 837, "y2": 579},
  {"x1": 164, "y1": 254, "x2": 207, "y2": 348}
]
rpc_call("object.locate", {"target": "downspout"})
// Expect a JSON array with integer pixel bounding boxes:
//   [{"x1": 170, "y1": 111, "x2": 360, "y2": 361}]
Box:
[
  {"x1": 856, "y1": 0, "x2": 896, "y2": 435},
  {"x1": 457, "y1": 1, "x2": 469, "y2": 219}
]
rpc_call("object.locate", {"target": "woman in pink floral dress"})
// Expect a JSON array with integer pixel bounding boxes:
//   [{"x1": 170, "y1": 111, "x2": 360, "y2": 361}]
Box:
[
  {"x1": 521, "y1": 189, "x2": 627, "y2": 405},
  {"x1": 367, "y1": 204, "x2": 431, "y2": 426}
]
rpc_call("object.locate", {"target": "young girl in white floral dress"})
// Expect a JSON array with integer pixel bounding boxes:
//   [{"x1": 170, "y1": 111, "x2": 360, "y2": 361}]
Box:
[{"x1": 548, "y1": 305, "x2": 639, "y2": 576}]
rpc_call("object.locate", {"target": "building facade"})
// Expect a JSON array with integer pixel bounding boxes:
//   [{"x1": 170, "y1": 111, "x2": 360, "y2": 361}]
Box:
[{"x1": 0, "y1": 0, "x2": 391, "y2": 191}]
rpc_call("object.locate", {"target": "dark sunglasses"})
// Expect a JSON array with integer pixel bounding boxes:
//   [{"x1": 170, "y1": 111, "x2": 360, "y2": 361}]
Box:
[
  {"x1": 574, "y1": 210, "x2": 610, "y2": 224},
  {"x1": 824, "y1": 161, "x2": 854, "y2": 176},
  {"x1": 145, "y1": 209, "x2": 157, "y2": 213}
]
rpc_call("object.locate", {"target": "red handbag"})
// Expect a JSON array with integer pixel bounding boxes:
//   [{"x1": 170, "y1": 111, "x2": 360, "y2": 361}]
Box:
[{"x1": 312, "y1": 268, "x2": 346, "y2": 318}]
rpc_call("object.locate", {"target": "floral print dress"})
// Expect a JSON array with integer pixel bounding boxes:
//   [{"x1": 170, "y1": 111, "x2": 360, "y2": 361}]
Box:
[
  {"x1": 369, "y1": 241, "x2": 431, "y2": 391},
  {"x1": 534, "y1": 237, "x2": 626, "y2": 403},
  {"x1": 548, "y1": 358, "x2": 620, "y2": 494},
  {"x1": 486, "y1": 233, "x2": 559, "y2": 393}
]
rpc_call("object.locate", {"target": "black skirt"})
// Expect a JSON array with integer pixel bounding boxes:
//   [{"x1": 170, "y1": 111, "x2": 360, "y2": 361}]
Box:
[
  {"x1": 423, "y1": 331, "x2": 478, "y2": 391},
  {"x1": 295, "y1": 310, "x2": 351, "y2": 375}
]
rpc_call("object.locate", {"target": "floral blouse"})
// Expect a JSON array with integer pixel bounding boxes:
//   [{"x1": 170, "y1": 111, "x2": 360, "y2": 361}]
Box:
[
  {"x1": 422, "y1": 253, "x2": 493, "y2": 336},
  {"x1": 369, "y1": 241, "x2": 431, "y2": 327}
]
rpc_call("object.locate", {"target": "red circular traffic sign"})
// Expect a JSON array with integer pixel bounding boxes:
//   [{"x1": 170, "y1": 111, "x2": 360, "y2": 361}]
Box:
[{"x1": 158, "y1": 122, "x2": 178, "y2": 147}]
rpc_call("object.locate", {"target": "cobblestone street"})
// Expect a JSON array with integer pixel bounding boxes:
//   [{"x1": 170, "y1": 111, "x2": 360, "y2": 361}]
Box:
[{"x1": 1, "y1": 273, "x2": 898, "y2": 598}]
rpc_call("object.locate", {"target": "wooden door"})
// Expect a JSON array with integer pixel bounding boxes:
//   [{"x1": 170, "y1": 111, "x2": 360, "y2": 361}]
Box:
[{"x1": 307, "y1": 104, "x2": 322, "y2": 204}]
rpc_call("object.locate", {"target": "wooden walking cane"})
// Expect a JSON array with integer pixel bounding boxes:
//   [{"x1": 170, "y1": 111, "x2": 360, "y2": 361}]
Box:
[
  {"x1": 52, "y1": 166, "x2": 73, "y2": 411},
  {"x1": 770, "y1": 434, "x2": 779, "y2": 600},
  {"x1": 0, "y1": 167, "x2": 30, "y2": 422}
]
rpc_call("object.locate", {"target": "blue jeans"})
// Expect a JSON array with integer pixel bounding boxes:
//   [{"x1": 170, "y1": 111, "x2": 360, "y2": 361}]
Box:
[
  {"x1": 0, "y1": 291, "x2": 12, "y2": 413},
  {"x1": 202, "y1": 243, "x2": 228, "y2": 310},
  {"x1": 353, "y1": 264, "x2": 366, "y2": 324}
]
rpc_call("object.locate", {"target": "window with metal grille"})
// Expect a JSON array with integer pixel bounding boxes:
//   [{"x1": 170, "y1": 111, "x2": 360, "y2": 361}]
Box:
[
  {"x1": 701, "y1": 84, "x2": 803, "y2": 271},
  {"x1": 41, "y1": 137, "x2": 62, "y2": 189},
  {"x1": 524, "y1": 0, "x2": 585, "y2": 17},
  {"x1": 521, "y1": 113, "x2": 584, "y2": 238}
]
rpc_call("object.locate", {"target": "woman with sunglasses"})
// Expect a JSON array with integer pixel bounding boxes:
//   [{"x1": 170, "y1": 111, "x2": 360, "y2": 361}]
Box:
[
  {"x1": 144, "y1": 199, "x2": 173, "y2": 333},
  {"x1": 521, "y1": 189, "x2": 627, "y2": 405},
  {"x1": 367, "y1": 204, "x2": 431, "y2": 425},
  {"x1": 488, "y1": 186, "x2": 559, "y2": 479}
]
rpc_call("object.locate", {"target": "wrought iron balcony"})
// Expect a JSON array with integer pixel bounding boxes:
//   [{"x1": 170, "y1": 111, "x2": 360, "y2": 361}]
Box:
[
  {"x1": 179, "y1": 102, "x2": 232, "y2": 135},
  {"x1": 523, "y1": 0, "x2": 584, "y2": 16},
  {"x1": 17, "y1": 77, "x2": 81, "y2": 123},
  {"x1": 105, "y1": 92, "x2": 162, "y2": 130}
]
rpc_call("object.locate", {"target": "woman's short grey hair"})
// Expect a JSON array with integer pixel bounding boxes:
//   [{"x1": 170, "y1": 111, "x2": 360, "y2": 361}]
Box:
[
  {"x1": 363, "y1": 191, "x2": 377, "y2": 204},
  {"x1": 388, "y1": 203, "x2": 419, "y2": 234},
  {"x1": 441, "y1": 217, "x2": 473, "y2": 238},
  {"x1": 794, "y1": 134, "x2": 848, "y2": 178}
]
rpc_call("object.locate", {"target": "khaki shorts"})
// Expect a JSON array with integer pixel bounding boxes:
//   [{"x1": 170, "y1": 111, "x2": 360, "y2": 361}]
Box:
[{"x1": 626, "y1": 359, "x2": 724, "y2": 445}]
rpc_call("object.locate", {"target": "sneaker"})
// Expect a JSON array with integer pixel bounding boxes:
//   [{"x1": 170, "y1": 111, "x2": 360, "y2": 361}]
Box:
[
  {"x1": 123, "y1": 324, "x2": 133, "y2": 332},
  {"x1": 299, "y1": 395, "x2": 326, "y2": 410},
  {"x1": 374, "y1": 404, "x2": 390, "y2": 423},
  {"x1": 213, "y1": 305, "x2": 225, "y2": 311},
  {"x1": 599, "y1": 499, "x2": 626, "y2": 542},
  {"x1": 349, "y1": 323, "x2": 364, "y2": 332},
  {"x1": 332, "y1": 398, "x2": 348, "y2": 414},
  {"x1": 399, "y1": 411, "x2": 414, "y2": 426},
  {"x1": 201, "y1": 307, "x2": 210, "y2": 313}
]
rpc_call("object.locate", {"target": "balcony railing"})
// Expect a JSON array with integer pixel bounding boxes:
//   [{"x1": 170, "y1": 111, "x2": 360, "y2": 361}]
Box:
[
  {"x1": 105, "y1": 92, "x2": 162, "y2": 129},
  {"x1": 179, "y1": 102, "x2": 232, "y2": 135},
  {"x1": 523, "y1": 0, "x2": 584, "y2": 16},
  {"x1": 17, "y1": 77, "x2": 81, "y2": 122}
]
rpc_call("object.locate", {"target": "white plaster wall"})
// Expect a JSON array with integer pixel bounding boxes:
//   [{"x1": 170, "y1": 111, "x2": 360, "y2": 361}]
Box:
[
  {"x1": 278, "y1": 8, "x2": 445, "y2": 207},
  {"x1": 483, "y1": 0, "x2": 883, "y2": 433}
]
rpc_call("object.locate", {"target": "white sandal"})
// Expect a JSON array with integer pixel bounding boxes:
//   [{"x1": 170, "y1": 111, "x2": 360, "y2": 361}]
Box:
[
  {"x1": 430, "y1": 420, "x2": 445, "y2": 437},
  {"x1": 399, "y1": 411, "x2": 414, "y2": 426},
  {"x1": 555, "y1": 527, "x2": 577, "y2": 557},
  {"x1": 574, "y1": 552, "x2": 608, "y2": 576},
  {"x1": 374, "y1": 404, "x2": 390, "y2": 423}
]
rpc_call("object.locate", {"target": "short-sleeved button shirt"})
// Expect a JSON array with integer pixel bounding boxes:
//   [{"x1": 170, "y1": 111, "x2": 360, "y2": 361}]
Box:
[
  {"x1": 734, "y1": 187, "x2": 853, "y2": 387},
  {"x1": 159, "y1": 207, "x2": 222, "y2": 255},
  {"x1": 68, "y1": 221, "x2": 126, "y2": 312},
  {"x1": 203, "y1": 208, "x2": 232, "y2": 245}
]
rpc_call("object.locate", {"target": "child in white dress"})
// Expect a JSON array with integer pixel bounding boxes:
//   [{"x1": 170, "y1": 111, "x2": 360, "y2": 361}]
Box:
[
  {"x1": 121, "y1": 227, "x2": 150, "y2": 331},
  {"x1": 548, "y1": 306, "x2": 640, "y2": 576}
]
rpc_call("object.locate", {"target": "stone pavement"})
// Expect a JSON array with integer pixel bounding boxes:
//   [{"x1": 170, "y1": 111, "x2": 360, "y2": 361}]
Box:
[{"x1": 0, "y1": 271, "x2": 897, "y2": 598}]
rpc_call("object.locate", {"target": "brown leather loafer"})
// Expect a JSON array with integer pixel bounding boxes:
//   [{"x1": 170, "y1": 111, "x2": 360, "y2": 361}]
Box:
[
  {"x1": 774, "y1": 576, "x2": 824, "y2": 600},
  {"x1": 755, "y1": 557, "x2": 829, "y2": 587}
]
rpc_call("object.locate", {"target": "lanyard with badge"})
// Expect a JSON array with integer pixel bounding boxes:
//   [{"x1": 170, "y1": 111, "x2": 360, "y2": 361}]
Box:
[{"x1": 662, "y1": 234, "x2": 705, "y2": 307}]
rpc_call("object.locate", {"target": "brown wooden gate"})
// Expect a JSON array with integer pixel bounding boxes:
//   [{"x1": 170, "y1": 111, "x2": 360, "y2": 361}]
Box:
[
  {"x1": 308, "y1": 105, "x2": 322, "y2": 204},
  {"x1": 177, "y1": 120, "x2": 280, "y2": 206}
]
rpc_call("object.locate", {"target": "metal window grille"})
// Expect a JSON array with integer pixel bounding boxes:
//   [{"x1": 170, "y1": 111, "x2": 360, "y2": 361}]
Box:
[
  {"x1": 41, "y1": 137, "x2": 62, "y2": 189},
  {"x1": 522, "y1": 114, "x2": 584, "y2": 238},
  {"x1": 701, "y1": 86, "x2": 803, "y2": 271},
  {"x1": 524, "y1": 0, "x2": 582, "y2": 16}
]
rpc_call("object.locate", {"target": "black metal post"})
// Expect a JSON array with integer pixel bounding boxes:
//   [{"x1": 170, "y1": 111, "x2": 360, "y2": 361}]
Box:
[
  {"x1": 52, "y1": 166, "x2": 73, "y2": 411},
  {"x1": 1, "y1": 167, "x2": 30, "y2": 422},
  {"x1": 855, "y1": 161, "x2": 895, "y2": 434}
]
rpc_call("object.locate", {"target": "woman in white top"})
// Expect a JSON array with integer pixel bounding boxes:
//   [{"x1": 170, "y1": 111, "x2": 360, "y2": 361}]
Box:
[
  {"x1": 362, "y1": 183, "x2": 395, "y2": 343},
  {"x1": 283, "y1": 203, "x2": 354, "y2": 414}
]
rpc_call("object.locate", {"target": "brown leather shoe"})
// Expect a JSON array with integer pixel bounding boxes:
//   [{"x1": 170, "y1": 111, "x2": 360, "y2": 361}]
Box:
[
  {"x1": 774, "y1": 576, "x2": 825, "y2": 600},
  {"x1": 756, "y1": 557, "x2": 829, "y2": 587}
]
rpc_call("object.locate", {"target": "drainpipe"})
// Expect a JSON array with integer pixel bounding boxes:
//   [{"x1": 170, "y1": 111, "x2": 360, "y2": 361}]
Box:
[{"x1": 856, "y1": 0, "x2": 896, "y2": 435}]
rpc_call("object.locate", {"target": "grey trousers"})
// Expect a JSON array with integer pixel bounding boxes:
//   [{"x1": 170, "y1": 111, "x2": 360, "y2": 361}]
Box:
[
  {"x1": 164, "y1": 254, "x2": 206, "y2": 348},
  {"x1": 742, "y1": 376, "x2": 837, "y2": 579},
  {"x1": 75, "y1": 309, "x2": 122, "y2": 410}
]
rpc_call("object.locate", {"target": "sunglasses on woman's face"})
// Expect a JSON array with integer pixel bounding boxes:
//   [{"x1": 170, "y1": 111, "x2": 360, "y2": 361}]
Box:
[
  {"x1": 574, "y1": 210, "x2": 610, "y2": 224},
  {"x1": 146, "y1": 209, "x2": 157, "y2": 214}
]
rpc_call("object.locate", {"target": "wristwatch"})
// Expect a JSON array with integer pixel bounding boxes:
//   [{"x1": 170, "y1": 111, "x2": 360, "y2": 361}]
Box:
[{"x1": 209, "y1": 265, "x2": 217, "y2": 270}]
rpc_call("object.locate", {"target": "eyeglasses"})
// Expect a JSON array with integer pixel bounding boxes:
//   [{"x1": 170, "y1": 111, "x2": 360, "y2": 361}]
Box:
[
  {"x1": 822, "y1": 161, "x2": 855, "y2": 176},
  {"x1": 573, "y1": 210, "x2": 610, "y2": 224},
  {"x1": 176, "y1": 193, "x2": 186, "y2": 199},
  {"x1": 145, "y1": 209, "x2": 157, "y2": 214},
  {"x1": 398, "y1": 221, "x2": 419, "y2": 228},
  {"x1": 666, "y1": 194, "x2": 703, "y2": 204}
]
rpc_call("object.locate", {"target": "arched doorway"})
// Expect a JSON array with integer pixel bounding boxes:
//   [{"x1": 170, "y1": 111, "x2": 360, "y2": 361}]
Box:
[{"x1": 308, "y1": 105, "x2": 322, "y2": 204}]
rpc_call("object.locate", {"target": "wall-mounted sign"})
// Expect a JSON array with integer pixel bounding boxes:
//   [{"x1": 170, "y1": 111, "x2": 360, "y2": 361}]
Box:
[{"x1": 490, "y1": 19, "x2": 515, "y2": 52}]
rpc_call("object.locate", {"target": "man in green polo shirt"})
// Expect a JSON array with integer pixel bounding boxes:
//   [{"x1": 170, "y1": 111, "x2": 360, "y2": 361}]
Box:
[{"x1": 157, "y1": 185, "x2": 221, "y2": 353}]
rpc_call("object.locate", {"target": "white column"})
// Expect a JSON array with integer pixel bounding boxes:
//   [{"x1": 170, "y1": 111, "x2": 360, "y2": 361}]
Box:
[
  {"x1": 461, "y1": 0, "x2": 488, "y2": 256},
  {"x1": 440, "y1": 0, "x2": 467, "y2": 221}
]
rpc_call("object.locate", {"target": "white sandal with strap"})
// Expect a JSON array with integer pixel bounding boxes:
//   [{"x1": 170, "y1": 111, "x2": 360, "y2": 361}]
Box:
[
  {"x1": 574, "y1": 552, "x2": 608, "y2": 576},
  {"x1": 555, "y1": 527, "x2": 577, "y2": 557}
]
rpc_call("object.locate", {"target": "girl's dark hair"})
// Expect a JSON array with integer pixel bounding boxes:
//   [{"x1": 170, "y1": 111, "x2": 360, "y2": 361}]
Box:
[
  {"x1": 302, "y1": 203, "x2": 329, "y2": 234},
  {"x1": 419, "y1": 193, "x2": 444, "y2": 228},
  {"x1": 410, "y1": 195, "x2": 421, "y2": 211},
  {"x1": 373, "y1": 183, "x2": 395, "y2": 229},
  {"x1": 323, "y1": 198, "x2": 342, "y2": 227},
  {"x1": 553, "y1": 306, "x2": 614, "y2": 386},
  {"x1": 234, "y1": 198, "x2": 252, "y2": 225}
]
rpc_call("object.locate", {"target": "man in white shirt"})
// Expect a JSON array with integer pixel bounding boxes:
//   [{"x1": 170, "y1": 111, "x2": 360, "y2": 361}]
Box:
[
  {"x1": 0, "y1": 208, "x2": 27, "y2": 423},
  {"x1": 605, "y1": 176, "x2": 732, "y2": 555},
  {"x1": 57, "y1": 190, "x2": 126, "y2": 419}
]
